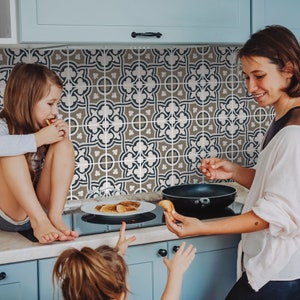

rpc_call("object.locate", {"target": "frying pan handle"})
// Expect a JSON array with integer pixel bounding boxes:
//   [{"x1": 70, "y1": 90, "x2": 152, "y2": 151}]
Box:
[{"x1": 194, "y1": 197, "x2": 210, "y2": 208}]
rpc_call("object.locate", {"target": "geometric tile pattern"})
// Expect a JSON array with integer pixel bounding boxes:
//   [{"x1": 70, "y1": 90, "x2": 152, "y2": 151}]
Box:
[{"x1": 0, "y1": 46, "x2": 273, "y2": 200}]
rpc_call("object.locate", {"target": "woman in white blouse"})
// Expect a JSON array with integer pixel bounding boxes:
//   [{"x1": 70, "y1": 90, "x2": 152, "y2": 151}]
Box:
[{"x1": 165, "y1": 25, "x2": 300, "y2": 299}]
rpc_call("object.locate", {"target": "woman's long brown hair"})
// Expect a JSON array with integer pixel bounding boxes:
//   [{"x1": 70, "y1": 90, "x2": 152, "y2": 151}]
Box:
[{"x1": 52, "y1": 245, "x2": 129, "y2": 300}]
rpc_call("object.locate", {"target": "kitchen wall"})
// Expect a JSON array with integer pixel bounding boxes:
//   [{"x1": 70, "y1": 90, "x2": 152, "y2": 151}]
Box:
[{"x1": 0, "y1": 46, "x2": 273, "y2": 200}]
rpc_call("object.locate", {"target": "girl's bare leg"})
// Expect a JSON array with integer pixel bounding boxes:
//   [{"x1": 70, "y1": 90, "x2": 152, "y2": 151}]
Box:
[
  {"x1": 0, "y1": 155, "x2": 67, "y2": 243},
  {"x1": 36, "y1": 138, "x2": 78, "y2": 239}
]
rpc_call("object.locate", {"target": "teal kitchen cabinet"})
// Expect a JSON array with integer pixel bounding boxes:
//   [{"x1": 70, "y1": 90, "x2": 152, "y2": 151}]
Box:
[
  {"x1": 0, "y1": 0, "x2": 17, "y2": 44},
  {"x1": 17, "y1": 0, "x2": 250, "y2": 44},
  {"x1": 252, "y1": 0, "x2": 300, "y2": 40},
  {"x1": 0, "y1": 260, "x2": 38, "y2": 300},
  {"x1": 126, "y1": 234, "x2": 240, "y2": 300},
  {"x1": 38, "y1": 242, "x2": 168, "y2": 300},
  {"x1": 125, "y1": 241, "x2": 168, "y2": 300},
  {"x1": 168, "y1": 234, "x2": 240, "y2": 300},
  {"x1": 38, "y1": 235, "x2": 240, "y2": 300},
  {"x1": 38, "y1": 257, "x2": 63, "y2": 300}
]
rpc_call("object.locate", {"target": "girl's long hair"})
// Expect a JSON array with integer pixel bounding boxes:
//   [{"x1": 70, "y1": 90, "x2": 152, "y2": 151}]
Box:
[
  {"x1": 52, "y1": 245, "x2": 129, "y2": 300},
  {"x1": 238, "y1": 25, "x2": 300, "y2": 97},
  {"x1": 0, "y1": 63, "x2": 63, "y2": 178}
]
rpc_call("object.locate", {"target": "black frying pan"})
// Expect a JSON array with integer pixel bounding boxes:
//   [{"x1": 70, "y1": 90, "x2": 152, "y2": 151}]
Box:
[{"x1": 162, "y1": 183, "x2": 236, "y2": 212}]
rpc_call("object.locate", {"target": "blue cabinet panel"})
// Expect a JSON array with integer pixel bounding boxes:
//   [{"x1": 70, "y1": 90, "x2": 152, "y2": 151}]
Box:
[
  {"x1": 125, "y1": 242, "x2": 168, "y2": 300},
  {"x1": 18, "y1": 0, "x2": 250, "y2": 44},
  {"x1": 168, "y1": 234, "x2": 240, "y2": 300},
  {"x1": 38, "y1": 257, "x2": 63, "y2": 300},
  {"x1": 252, "y1": 0, "x2": 300, "y2": 40},
  {"x1": 0, "y1": 260, "x2": 38, "y2": 300},
  {"x1": 2, "y1": 234, "x2": 239, "y2": 299}
]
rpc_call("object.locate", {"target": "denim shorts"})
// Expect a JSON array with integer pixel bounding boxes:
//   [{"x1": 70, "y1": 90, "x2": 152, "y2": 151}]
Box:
[
  {"x1": 225, "y1": 272, "x2": 300, "y2": 300},
  {"x1": 0, "y1": 209, "x2": 31, "y2": 232}
]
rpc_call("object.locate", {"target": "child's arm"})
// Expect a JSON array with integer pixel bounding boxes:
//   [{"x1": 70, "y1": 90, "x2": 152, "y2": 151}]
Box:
[
  {"x1": 0, "y1": 118, "x2": 67, "y2": 157},
  {"x1": 0, "y1": 135, "x2": 37, "y2": 156},
  {"x1": 115, "y1": 222, "x2": 137, "y2": 256},
  {"x1": 161, "y1": 242, "x2": 196, "y2": 300}
]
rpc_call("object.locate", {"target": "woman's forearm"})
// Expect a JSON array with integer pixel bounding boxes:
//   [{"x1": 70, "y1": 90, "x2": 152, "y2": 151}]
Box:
[{"x1": 201, "y1": 211, "x2": 269, "y2": 236}]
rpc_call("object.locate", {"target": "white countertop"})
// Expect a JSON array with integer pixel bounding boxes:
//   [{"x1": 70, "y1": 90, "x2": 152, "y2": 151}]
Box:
[
  {"x1": 0, "y1": 225, "x2": 179, "y2": 264},
  {"x1": 0, "y1": 182, "x2": 248, "y2": 265}
]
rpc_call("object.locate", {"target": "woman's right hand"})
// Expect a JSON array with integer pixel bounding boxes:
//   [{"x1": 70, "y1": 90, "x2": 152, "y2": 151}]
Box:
[
  {"x1": 164, "y1": 211, "x2": 206, "y2": 238},
  {"x1": 200, "y1": 157, "x2": 235, "y2": 181}
]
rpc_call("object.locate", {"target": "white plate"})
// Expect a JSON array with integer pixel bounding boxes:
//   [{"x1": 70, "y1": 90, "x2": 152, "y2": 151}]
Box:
[{"x1": 80, "y1": 200, "x2": 156, "y2": 216}]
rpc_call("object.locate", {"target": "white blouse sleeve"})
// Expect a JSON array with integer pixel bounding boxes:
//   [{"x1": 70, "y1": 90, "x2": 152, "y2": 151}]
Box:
[
  {"x1": 252, "y1": 126, "x2": 300, "y2": 237},
  {"x1": 0, "y1": 119, "x2": 37, "y2": 156}
]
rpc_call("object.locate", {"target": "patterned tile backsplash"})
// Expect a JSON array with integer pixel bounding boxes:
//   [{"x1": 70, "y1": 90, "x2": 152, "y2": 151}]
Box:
[{"x1": 0, "y1": 46, "x2": 273, "y2": 200}]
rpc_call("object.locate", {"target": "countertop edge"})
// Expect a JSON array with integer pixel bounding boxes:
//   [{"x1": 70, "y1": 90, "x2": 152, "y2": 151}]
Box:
[{"x1": 0, "y1": 225, "x2": 178, "y2": 264}]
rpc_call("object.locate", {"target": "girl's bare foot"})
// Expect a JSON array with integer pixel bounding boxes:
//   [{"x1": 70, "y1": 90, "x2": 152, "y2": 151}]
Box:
[
  {"x1": 50, "y1": 216, "x2": 79, "y2": 241},
  {"x1": 31, "y1": 219, "x2": 66, "y2": 244}
]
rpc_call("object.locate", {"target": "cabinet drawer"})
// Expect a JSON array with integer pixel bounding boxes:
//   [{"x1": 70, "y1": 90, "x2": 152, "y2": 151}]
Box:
[
  {"x1": 18, "y1": 0, "x2": 250, "y2": 44},
  {"x1": 0, "y1": 260, "x2": 38, "y2": 300}
]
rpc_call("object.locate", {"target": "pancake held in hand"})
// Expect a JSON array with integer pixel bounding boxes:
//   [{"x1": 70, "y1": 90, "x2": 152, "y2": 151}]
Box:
[
  {"x1": 95, "y1": 201, "x2": 141, "y2": 214},
  {"x1": 46, "y1": 118, "x2": 56, "y2": 125},
  {"x1": 158, "y1": 200, "x2": 176, "y2": 222}
]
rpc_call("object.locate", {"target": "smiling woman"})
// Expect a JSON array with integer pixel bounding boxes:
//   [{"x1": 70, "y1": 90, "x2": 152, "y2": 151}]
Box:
[
  {"x1": 241, "y1": 55, "x2": 294, "y2": 112},
  {"x1": 164, "y1": 25, "x2": 300, "y2": 299},
  {"x1": 0, "y1": 63, "x2": 78, "y2": 244}
]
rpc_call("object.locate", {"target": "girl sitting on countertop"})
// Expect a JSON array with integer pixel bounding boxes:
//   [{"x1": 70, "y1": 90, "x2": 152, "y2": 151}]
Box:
[{"x1": 0, "y1": 63, "x2": 78, "y2": 243}]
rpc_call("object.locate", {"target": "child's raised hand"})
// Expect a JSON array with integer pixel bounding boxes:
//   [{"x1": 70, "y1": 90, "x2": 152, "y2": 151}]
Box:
[
  {"x1": 116, "y1": 222, "x2": 136, "y2": 256},
  {"x1": 163, "y1": 242, "x2": 196, "y2": 275}
]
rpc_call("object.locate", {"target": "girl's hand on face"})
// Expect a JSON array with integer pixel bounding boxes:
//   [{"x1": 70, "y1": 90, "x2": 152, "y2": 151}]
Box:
[
  {"x1": 34, "y1": 121, "x2": 66, "y2": 147},
  {"x1": 116, "y1": 222, "x2": 136, "y2": 256},
  {"x1": 200, "y1": 158, "x2": 235, "y2": 180},
  {"x1": 50, "y1": 119, "x2": 69, "y2": 138}
]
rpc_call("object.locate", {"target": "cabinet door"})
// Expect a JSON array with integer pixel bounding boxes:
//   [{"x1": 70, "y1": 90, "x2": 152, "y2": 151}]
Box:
[
  {"x1": 125, "y1": 242, "x2": 168, "y2": 300},
  {"x1": 0, "y1": 260, "x2": 38, "y2": 300},
  {"x1": 0, "y1": 0, "x2": 17, "y2": 43},
  {"x1": 38, "y1": 257, "x2": 63, "y2": 300},
  {"x1": 252, "y1": 0, "x2": 300, "y2": 40},
  {"x1": 18, "y1": 0, "x2": 250, "y2": 44},
  {"x1": 168, "y1": 234, "x2": 240, "y2": 300}
]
